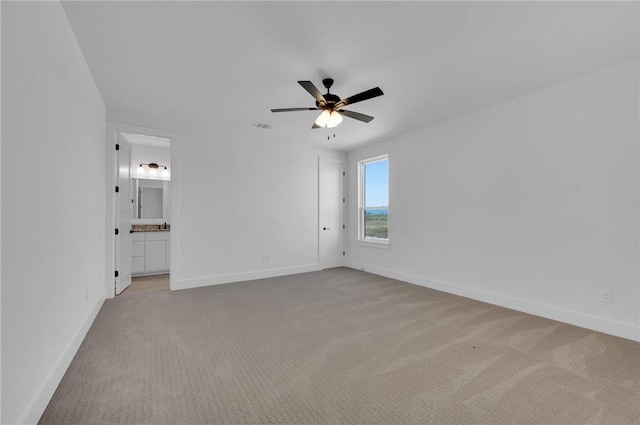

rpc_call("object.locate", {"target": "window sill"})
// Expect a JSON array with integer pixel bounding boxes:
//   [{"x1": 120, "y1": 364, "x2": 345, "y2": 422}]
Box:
[{"x1": 356, "y1": 239, "x2": 391, "y2": 249}]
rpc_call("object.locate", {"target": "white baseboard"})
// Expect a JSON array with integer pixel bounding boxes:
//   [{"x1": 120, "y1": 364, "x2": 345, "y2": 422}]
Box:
[
  {"x1": 20, "y1": 295, "x2": 105, "y2": 425},
  {"x1": 173, "y1": 264, "x2": 323, "y2": 291},
  {"x1": 346, "y1": 260, "x2": 640, "y2": 342}
]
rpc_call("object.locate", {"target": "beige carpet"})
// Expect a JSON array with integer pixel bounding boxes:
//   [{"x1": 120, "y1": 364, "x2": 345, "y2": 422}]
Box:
[{"x1": 39, "y1": 268, "x2": 639, "y2": 424}]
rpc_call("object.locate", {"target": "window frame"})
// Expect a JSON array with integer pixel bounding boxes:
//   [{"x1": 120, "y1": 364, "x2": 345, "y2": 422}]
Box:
[{"x1": 357, "y1": 154, "x2": 389, "y2": 246}]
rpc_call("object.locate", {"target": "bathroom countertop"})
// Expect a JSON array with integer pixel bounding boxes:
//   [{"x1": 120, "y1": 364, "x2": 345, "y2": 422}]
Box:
[{"x1": 131, "y1": 224, "x2": 170, "y2": 232}]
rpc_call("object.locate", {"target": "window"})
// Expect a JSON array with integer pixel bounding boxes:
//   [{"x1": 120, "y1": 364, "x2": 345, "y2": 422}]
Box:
[{"x1": 358, "y1": 155, "x2": 389, "y2": 243}]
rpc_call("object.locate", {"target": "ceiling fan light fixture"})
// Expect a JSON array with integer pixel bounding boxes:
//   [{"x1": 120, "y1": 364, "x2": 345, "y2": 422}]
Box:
[
  {"x1": 327, "y1": 111, "x2": 343, "y2": 128},
  {"x1": 315, "y1": 109, "x2": 343, "y2": 128},
  {"x1": 315, "y1": 109, "x2": 331, "y2": 127}
]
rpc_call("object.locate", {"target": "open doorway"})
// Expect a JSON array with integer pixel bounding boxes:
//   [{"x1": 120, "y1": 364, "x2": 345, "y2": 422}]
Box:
[
  {"x1": 108, "y1": 123, "x2": 173, "y2": 297},
  {"x1": 120, "y1": 132, "x2": 171, "y2": 295}
]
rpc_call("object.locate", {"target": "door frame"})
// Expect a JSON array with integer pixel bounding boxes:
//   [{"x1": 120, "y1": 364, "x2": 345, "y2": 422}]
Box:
[
  {"x1": 318, "y1": 156, "x2": 346, "y2": 268},
  {"x1": 105, "y1": 121, "x2": 179, "y2": 298}
]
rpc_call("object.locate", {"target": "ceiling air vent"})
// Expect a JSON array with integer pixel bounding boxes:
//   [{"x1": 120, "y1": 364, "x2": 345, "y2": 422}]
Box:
[{"x1": 253, "y1": 122, "x2": 273, "y2": 130}]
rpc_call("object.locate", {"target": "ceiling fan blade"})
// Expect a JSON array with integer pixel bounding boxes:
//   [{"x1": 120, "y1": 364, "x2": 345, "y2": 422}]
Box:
[
  {"x1": 336, "y1": 87, "x2": 384, "y2": 108},
  {"x1": 298, "y1": 81, "x2": 326, "y2": 104},
  {"x1": 337, "y1": 109, "x2": 375, "y2": 123},
  {"x1": 312, "y1": 123, "x2": 321, "y2": 129},
  {"x1": 271, "y1": 107, "x2": 317, "y2": 112}
]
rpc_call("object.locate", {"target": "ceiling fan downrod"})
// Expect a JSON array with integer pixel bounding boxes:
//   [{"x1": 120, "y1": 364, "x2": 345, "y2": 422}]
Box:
[{"x1": 322, "y1": 78, "x2": 334, "y2": 93}]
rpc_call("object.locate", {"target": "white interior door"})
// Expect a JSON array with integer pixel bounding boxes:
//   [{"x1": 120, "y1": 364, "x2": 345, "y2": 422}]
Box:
[
  {"x1": 115, "y1": 134, "x2": 132, "y2": 294},
  {"x1": 319, "y1": 157, "x2": 345, "y2": 268}
]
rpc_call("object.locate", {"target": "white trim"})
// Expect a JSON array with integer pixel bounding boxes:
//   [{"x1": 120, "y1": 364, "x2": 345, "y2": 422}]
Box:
[
  {"x1": 169, "y1": 126, "x2": 180, "y2": 292},
  {"x1": 173, "y1": 264, "x2": 322, "y2": 291},
  {"x1": 359, "y1": 153, "x2": 388, "y2": 165},
  {"x1": 346, "y1": 260, "x2": 640, "y2": 342},
  {"x1": 19, "y1": 296, "x2": 104, "y2": 425},
  {"x1": 356, "y1": 240, "x2": 391, "y2": 249},
  {"x1": 0, "y1": 3, "x2": 3, "y2": 412}
]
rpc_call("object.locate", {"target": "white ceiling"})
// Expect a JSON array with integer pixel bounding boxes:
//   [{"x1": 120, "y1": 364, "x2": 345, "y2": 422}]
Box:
[{"x1": 62, "y1": 1, "x2": 639, "y2": 152}]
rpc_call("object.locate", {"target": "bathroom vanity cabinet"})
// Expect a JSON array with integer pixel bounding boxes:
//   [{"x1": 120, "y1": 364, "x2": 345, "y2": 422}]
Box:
[{"x1": 131, "y1": 231, "x2": 170, "y2": 276}]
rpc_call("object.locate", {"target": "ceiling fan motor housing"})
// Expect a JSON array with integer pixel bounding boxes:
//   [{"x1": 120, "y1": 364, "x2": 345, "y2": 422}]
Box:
[{"x1": 316, "y1": 93, "x2": 340, "y2": 109}]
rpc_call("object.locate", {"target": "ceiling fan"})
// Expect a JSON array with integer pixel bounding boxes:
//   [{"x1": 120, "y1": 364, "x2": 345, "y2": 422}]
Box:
[{"x1": 271, "y1": 79, "x2": 384, "y2": 129}]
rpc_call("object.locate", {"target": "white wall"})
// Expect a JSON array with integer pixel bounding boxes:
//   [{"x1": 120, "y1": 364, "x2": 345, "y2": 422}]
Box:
[
  {"x1": 1, "y1": 2, "x2": 106, "y2": 424},
  {"x1": 173, "y1": 125, "x2": 345, "y2": 289},
  {"x1": 347, "y1": 59, "x2": 639, "y2": 341},
  {"x1": 0, "y1": 3, "x2": 3, "y2": 421}
]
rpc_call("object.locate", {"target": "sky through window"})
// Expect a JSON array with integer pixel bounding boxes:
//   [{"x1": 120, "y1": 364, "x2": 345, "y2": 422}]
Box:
[{"x1": 364, "y1": 159, "x2": 388, "y2": 207}]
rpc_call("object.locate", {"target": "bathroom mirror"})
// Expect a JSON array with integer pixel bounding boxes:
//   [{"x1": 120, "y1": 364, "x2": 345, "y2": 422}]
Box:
[{"x1": 133, "y1": 179, "x2": 169, "y2": 220}]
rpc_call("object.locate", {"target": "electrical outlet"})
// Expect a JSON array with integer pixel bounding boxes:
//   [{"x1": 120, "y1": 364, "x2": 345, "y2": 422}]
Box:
[
  {"x1": 599, "y1": 289, "x2": 612, "y2": 303},
  {"x1": 261, "y1": 254, "x2": 271, "y2": 263}
]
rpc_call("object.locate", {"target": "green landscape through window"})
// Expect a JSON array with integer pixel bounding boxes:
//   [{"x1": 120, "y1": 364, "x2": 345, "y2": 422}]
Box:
[{"x1": 360, "y1": 156, "x2": 388, "y2": 241}]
